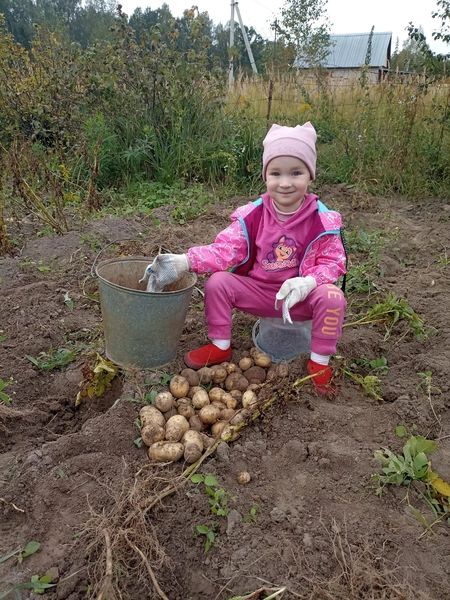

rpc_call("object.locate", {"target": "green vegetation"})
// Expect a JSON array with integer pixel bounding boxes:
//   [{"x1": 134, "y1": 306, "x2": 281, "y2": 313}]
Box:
[
  {"x1": 0, "y1": 3, "x2": 450, "y2": 250},
  {"x1": 373, "y1": 431, "x2": 450, "y2": 532},
  {"x1": 25, "y1": 347, "x2": 79, "y2": 371},
  {"x1": 0, "y1": 377, "x2": 14, "y2": 405}
]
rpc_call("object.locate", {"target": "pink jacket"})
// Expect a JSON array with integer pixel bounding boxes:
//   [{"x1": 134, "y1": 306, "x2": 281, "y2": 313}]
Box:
[{"x1": 187, "y1": 193, "x2": 346, "y2": 286}]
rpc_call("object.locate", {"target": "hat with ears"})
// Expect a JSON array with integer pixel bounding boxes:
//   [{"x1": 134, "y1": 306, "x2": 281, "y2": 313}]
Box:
[{"x1": 262, "y1": 122, "x2": 317, "y2": 181}]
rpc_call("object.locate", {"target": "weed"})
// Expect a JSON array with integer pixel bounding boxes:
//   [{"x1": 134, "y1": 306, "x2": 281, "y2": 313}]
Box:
[
  {"x1": 373, "y1": 433, "x2": 450, "y2": 532},
  {"x1": 26, "y1": 347, "x2": 79, "y2": 371},
  {"x1": 418, "y1": 371, "x2": 442, "y2": 425},
  {"x1": 0, "y1": 377, "x2": 14, "y2": 405},
  {"x1": 243, "y1": 505, "x2": 259, "y2": 524},
  {"x1": 63, "y1": 291, "x2": 74, "y2": 311},
  {"x1": 190, "y1": 474, "x2": 234, "y2": 516},
  {"x1": 355, "y1": 356, "x2": 389, "y2": 375},
  {"x1": 344, "y1": 292, "x2": 429, "y2": 340},
  {"x1": 75, "y1": 352, "x2": 119, "y2": 407},
  {"x1": 0, "y1": 541, "x2": 41, "y2": 565},
  {"x1": 0, "y1": 330, "x2": 6, "y2": 342},
  {"x1": 0, "y1": 573, "x2": 56, "y2": 598},
  {"x1": 195, "y1": 523, "x2": 218, "y2": 553}
]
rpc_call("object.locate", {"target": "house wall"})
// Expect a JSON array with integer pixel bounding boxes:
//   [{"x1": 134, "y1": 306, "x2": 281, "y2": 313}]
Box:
[{"x1": 297, "y1": 67, "x2": 387, "y2": 86}]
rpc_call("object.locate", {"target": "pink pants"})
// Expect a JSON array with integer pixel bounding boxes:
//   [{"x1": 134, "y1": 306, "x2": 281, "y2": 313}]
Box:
[{"x1": 204, "y1": 272, "x2": 346, "y2": 356}]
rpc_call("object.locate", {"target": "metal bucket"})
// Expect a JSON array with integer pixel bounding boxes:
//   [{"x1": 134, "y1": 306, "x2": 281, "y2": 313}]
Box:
[
  {"x1": 252, "y1": 317, "x2": 312, "y2": 363},
  {"x1": 94, "y1": 257, "x2": 197, "y2": 369}
]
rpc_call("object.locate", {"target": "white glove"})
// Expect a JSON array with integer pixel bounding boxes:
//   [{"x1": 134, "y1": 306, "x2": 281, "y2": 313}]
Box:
[
  {"x1": 139, "y1": 254, "x2": 189, "y2": 292},
  {"x1": 275, "y1": 276, "x2": 317, "y2": 324}
]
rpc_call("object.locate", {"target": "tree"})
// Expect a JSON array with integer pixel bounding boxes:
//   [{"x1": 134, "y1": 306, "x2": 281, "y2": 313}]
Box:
[
  {"x1": 391, "y1": 27, "x2": 427, "y2": 72},
  {"x1": 277, "y1": 0, "x2": 331, "y2": 69},
  {"x1": 407, "y1": 0, "x2": 450, "y2": 78}
]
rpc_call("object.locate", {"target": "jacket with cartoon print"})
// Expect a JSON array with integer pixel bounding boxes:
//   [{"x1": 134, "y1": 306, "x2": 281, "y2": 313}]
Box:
[{"x1": 187, "y1": 193, "x2": 346, "y2": 287}]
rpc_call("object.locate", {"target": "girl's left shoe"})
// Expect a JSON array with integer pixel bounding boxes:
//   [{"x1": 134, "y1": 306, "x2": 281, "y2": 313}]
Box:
[{"x1": 307, "y1": 360, "x2": 338, "y2": 396}]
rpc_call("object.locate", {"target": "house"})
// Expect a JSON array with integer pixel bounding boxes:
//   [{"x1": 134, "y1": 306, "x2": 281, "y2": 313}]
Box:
[{"x1": 294, "y1": 32, "x2": 392, "y2": 84}]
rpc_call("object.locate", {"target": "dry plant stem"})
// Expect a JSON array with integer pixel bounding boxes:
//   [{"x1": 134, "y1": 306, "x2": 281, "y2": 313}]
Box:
[
  {"x1": 124, "y1": 535, "x2": 169, "y2": 600},
  {"x1": 0, "y1": 497, "x2": 24, "y2": 512},
  {"x1": 96, "y1": 529, "x2": 113, "y2": 600}
]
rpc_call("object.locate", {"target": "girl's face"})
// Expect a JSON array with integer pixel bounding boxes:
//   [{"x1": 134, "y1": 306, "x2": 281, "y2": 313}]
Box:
[{"x1": 265, "y1": 156, "x2": 311, "y2": 213}]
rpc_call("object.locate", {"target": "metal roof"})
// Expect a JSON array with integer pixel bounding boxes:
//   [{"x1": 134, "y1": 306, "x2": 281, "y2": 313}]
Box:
[{"x1": 294, "y1": 32, "x2": 392, "y2": 69}]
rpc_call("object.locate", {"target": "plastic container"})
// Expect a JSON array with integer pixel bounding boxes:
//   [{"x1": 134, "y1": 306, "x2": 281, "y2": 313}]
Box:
[
  {"x1": 94, "y1": 257, "x2": 197, "y2": 369},
  {"x1": 252, "y1": 317, "x2": 312, "y2": 363}
]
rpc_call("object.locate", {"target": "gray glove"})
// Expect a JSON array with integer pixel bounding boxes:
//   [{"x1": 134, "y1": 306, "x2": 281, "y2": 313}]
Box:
[{"x1": 139, "y1": 254, "x2": 189, "y2": 292}]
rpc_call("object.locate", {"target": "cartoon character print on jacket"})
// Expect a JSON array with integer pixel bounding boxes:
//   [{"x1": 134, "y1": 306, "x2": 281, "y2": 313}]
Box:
[{"x1": 262, "y1": 235, "x2": 298, "y2": 271}]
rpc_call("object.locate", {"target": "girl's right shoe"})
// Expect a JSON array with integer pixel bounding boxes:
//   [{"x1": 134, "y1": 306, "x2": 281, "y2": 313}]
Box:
[
  {"x1": 184, "y1": 344, "x2": 231, "y2": 369},
  {"x1": 307, "y1": 360, "x2": 338, "y2": 396}
]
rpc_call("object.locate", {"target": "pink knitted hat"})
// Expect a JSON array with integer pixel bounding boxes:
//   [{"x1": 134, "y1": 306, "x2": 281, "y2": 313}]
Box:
[{"x1": 262, "y1": 122, "x2": 317, "y2": 181}]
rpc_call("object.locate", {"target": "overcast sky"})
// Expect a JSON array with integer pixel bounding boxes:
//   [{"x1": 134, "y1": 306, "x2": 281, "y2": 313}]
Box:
[{"x1": 118, "y1": 0, "x2": 448, "y2": 53}]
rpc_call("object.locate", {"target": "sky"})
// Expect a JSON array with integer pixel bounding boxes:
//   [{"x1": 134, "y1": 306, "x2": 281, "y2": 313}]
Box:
[{"x1": 117, "y1": 0, "x2": 448, "y2": 54}]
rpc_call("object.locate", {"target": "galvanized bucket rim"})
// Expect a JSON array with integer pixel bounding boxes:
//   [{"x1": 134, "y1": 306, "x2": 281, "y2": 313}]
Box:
[{"x1": 95, "y1": 256, "x2": 197, "y2": 295}]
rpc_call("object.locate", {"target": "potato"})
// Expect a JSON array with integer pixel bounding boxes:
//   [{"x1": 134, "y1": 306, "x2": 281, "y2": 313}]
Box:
[
  {"x1": 221, "y1": 423, "x2": 240, "y2": 442},
  {"x1": 211, "y1": 420, "x2": 227, "y2": 438},
  {"x1": 192, "y1": 388, "x2": 210, "y2": 409},
  {"x1": 229, "y1": 389, "x2": 243, "y2": 402},
  {"x1": 165, "y1": 415, "x2": 190, "y2": 442},
  {"x1": 249, "y1": 347, "x2": 260, "y2": 359},
  {"x1": 276, "y1": 363, "x2": 290, "y2": 378},
  {"x1": 177, "y1": 403, "x2": 195, "y2": 419},
  {"x1": 230, "y1": 409, "x2": 250, "y2": 426},
  {"x1": 198, "y1": 404, "x2": 221, "y2": 425},
  {"x1": 225, "y1": 373, "x2": 249, "y2": 392},
  {"x1": 209, "y1": 387, "x2": 225, "y2": 403},
  {"x1": 212, "y1": 366, "x2": 228, "y2": 384},
  {"x1": 162, "y1": 406, "x2": 178, "y2": 421},
  {"x1": 141, "y1": 424, "x2": 165, "y2": 446},
  {"x1": 244, "y1": 365, "x2": 266, "y2": 383},
  {"x1": 181, "y1": 429, "x2": 203, "y2": 450},
  {"x1": 211, "y1": 400, "x2": 226, "y2": 410},
  {"x1": 221, "y1": 408, "x2": 236, "y2": 421},
  {"x1": 197, "y1": 367, "x2": 213, "y2": 384},
  {"x1": 237, "y1": 471, "x2": 251, "y2": 485},
  {"x1": 247, "y1": 383, "x2": 261, "y2": 392},
  {"x1": 225, "y1": 363, "x2": 238, "y2": 374},
  {"x1": 188, "y1": 385, "x2": 202, "y2": 399},
  {"x1": 154, "y1": 391, "x2": 174, "y2": 413},
  {"x1": 169, "y1": 375, "x2": 190, "y2": 399},
  {"x1": 221, "y1": 392, "x2": 238, "y2": 410},
  {"x1": 189, "y1": 414, "x2": 207, "y2": 432},
  {"x1": 184, "y1": 443, "x2": 203, "y2": 464},
  {"x1": 242, "y1": 390, "x2": 258, "y2": 409},
  {"x1": 140, "y1": 406, "x2": 165, "y2": 429},
  {"x1": 239, "y1": 357, "x2": 253, "y2": 371},
  {"x1": 180, "y1": 368, "x2": 199, "y2": 387},
  {"x1": 148, "y1": 441, "x2": 184, "y2": 462},
  {"x1": 181, "y1": 429, "x2": 204, "y2": 463},
  {"x1": 200, "y1": 433, "x2": 215, "y2": 449},
  {"x1": 254, "y1": 352, "x2": 271, "y2": 368}
]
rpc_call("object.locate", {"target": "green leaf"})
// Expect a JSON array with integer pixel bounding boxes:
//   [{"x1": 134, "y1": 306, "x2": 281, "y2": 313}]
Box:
[
  {"x1": 196, "y1": 525, "x2": 210, "y2": 534},
  {"x1": 190, "y1": 474, "x2": 204, "y2": 484},
  {"x1": 408, "y1": 504, "x2": 435, "y2": 533},
  {"x1": 396, "y1": 425, "x2": 407, "y2": 437},
  {"x1": 134, "y1": 437, "x2": 143, "y2": 448},
  {"x1": 204, "y1": 475, "x2": 218, "y2": 487},
  {"x1": 25, "y1": 354, "x2": 39, "y2": 367},
  {"x1": 21, "y1": 542, "x2": 41, "y2": 558},
  {"x1": 64, "y1": 291, "x2": 73, "y2": 311}
]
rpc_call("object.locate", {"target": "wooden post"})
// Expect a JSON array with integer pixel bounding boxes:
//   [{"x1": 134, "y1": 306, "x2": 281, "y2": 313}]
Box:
[{"x1": 266, "y1": 80, "x2": 274, "y2": 127}]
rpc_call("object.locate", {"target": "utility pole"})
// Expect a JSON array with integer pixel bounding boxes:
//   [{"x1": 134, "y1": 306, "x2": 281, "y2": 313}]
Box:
[
  {"x1": 229, "y1": 1, "x2": 235, "y2": 87},
  {"x1": 229, "y1": 1, "x2": 258, "y2": 87},
  {"x1": 234, "y1": 2, "x2": 258, "y2": 75}
]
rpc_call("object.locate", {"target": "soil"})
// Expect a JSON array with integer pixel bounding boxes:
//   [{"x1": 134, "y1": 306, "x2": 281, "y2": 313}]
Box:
[{"x1": 1, "y1": 186, "x2": 450, "y2": 600}]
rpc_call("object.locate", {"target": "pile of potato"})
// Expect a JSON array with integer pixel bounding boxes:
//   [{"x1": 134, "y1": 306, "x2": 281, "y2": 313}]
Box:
[{"x1": 140, "y1": 347, "x2": 288, "y2": 464}]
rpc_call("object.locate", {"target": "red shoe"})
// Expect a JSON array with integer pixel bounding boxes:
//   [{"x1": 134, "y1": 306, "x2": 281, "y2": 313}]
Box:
[
  {"x1": 184, "y1": 344, "x2": 232, "y2": 369},
  {"x1": 307, "y1": 360, "x2": 337, "y2": 396}
]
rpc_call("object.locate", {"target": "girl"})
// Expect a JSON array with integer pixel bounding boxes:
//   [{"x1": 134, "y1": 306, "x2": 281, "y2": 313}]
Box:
[{"x1": 142, "y1": 122, "x2": 347, "y2": 394}]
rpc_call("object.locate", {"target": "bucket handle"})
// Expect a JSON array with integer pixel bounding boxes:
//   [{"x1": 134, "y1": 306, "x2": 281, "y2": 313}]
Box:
[{"x1": 90, "y1": 238, "x2": 142, "y2": 278}]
